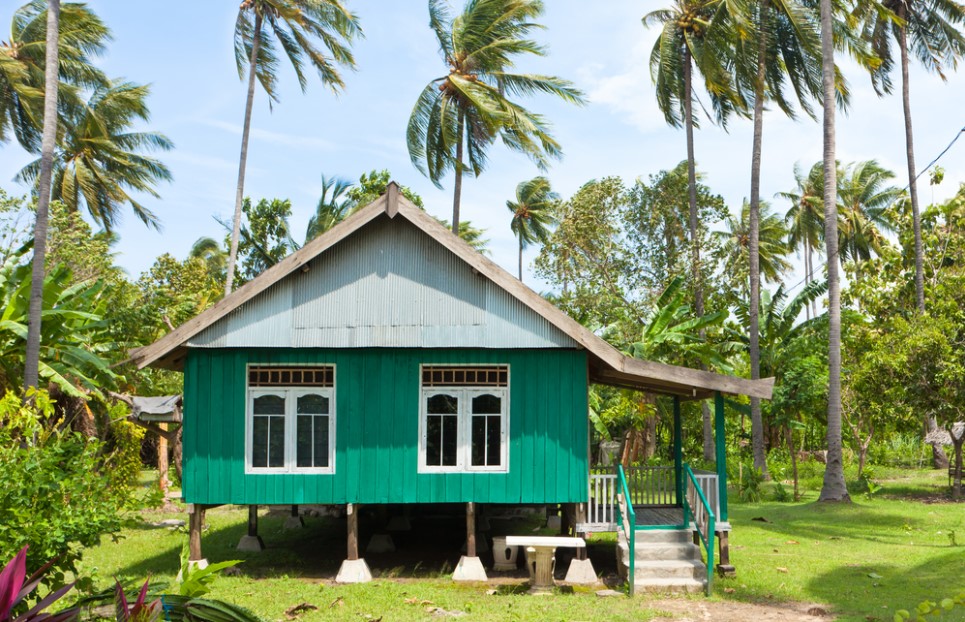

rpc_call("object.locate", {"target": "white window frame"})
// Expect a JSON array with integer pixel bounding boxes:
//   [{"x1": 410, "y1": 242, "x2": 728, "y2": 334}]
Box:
[
  {"x1": 245, "y1": 367, "x2": 336, "y2": 475},
  {"x1": 418, "y1": 366, "x2": 509, "y2": 474}
]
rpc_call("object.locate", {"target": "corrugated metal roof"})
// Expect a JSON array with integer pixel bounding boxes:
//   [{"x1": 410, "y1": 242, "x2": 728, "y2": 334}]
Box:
[{"x1": 189, "y1": 215, "x2": 578, "y2": 350}]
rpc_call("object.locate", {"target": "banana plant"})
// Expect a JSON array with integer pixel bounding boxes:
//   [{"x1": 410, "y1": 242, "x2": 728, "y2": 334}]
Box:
[{"x1": 0, "y1": 247, "x2": 118, "y2": 396}]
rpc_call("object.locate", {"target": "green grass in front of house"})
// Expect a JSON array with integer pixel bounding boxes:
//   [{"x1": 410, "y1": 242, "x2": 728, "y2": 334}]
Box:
[{"x1": 80, "y1": 467, "x2": 965, "y2": 622}]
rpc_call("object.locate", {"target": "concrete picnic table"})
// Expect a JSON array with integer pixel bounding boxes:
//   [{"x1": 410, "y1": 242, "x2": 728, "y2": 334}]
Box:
[{"x1": 504, "y1": 535, "x2": 587, "y2": 593}]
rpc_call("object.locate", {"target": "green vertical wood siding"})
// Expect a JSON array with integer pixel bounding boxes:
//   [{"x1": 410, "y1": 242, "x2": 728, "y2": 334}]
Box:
[{"x1": 182, "y1": 348, "x2": 589, "y2": 506}]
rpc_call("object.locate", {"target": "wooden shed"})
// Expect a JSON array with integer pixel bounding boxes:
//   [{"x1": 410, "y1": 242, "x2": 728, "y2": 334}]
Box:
[{"x1": 131, "y1": 184, "x2": 772, "y2": 590}]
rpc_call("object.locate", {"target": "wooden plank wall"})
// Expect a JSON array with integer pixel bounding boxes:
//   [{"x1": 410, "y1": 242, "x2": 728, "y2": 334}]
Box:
[{"x1": 182, "y1": 347, "x2": 589, "y2": 505}]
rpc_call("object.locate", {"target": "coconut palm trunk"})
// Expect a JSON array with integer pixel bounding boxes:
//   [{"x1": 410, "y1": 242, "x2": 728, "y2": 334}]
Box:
[
  {"x1": 452, "y1": 111, "x2": 465, "y2": 235},
  {"x1": 748, "y1": 0, "x2": 768, "y2": 477},
  {"x1": 683, "y1": 47, "x2": 716, "y2": 463},
  {"x1": 818, "y1": 0, "x2": 849, "y2": 502},
  {"x1": 24, "y1": 0, "x2": 60, "y2": 392},
  {"x1": 225, "y1": 12, "x2": 262, "y2": 296},
  {"x1": 897, "y1": 9, "x2": 925, "y2": 314},
  {"x1": 896, "y1": 10, "x2": 949, "y2": 470},
  {"x1": 518, "y1": 234, "x2": 524, "y2": 281}
]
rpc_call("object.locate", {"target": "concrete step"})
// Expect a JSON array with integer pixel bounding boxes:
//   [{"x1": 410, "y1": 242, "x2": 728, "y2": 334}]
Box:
[
  {"x1": 633, "y1": 559, "x2": 706, "y2": 581},
  {"x1": 634, "y1": 577, "x2": 706, "y2": 594},
  {"x1": 633, "y1": 528, "x2": 692, "y2": 544},
  {"x1": 634, "y1": 542, "x2": 703, "y2": 562}
]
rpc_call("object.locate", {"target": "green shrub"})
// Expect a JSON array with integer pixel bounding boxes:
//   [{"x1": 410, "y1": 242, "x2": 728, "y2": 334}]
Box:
[{"x1": 0, "y1": 390, "x2": 141, "y2": 591}]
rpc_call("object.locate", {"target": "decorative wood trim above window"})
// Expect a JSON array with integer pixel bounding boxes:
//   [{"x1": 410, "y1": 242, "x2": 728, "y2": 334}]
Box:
[
  {"x1": 421, "y1": 365, "x2": 508, "y2": 387},
  {"x1": 248, "y1": 365, "x2": 334, "y2": 387}
]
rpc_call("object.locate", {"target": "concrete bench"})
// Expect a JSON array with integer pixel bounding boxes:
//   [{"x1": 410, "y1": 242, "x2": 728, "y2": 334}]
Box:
[{"x1": 505, "y1": 536, "x2": 587, "y2": 592}]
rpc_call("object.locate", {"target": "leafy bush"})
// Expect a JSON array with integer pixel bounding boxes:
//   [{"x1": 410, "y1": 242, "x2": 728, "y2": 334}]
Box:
[{"x1": 0, "y1": 391, "x2": 141, "y2": 592}]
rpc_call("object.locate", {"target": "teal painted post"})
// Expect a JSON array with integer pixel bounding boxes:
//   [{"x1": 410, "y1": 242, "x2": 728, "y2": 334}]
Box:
[
  {"x1": 714, "y1": 391, "x2": 728, "y2": 523},
  {"x1": 673, "y1": 397, "x2": 683, "y2": 506}
]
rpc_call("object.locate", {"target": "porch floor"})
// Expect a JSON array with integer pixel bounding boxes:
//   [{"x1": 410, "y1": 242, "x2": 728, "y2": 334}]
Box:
[{"x1": 633, "y1": 506, "x2": 683, "y2": 526}]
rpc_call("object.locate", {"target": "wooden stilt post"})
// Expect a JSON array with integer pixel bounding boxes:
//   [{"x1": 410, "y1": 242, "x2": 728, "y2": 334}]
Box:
[
  {"x1": 575, "y1": 503, "x2": 587, "y2": 560},
  {"x1": 335, "y1": 503, "x2": 371, "y2": 583},
  {"x1": 466, "y1": 502, "x2": 476, "y2": 557},
  {"x1": 248, "y1": 505, "x2": 258, "y2": 537},
  {"x1": 291, "y1": 504, "x2": 299, "y2": 518},
  {"x1": 188, "y1": 504, "x2": 204, "y2": 562},
  {"x1": 347, "y1": 503, "x2": 359, "y2": 561},
  {"x1": 237, "y1": 505, "x2": 265, "y2": 551}
]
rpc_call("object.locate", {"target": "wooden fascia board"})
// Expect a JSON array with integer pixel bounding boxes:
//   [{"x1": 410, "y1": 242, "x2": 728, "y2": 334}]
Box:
[{"x1": 129, "y1": 194, "x2": 390, "y2": 369}]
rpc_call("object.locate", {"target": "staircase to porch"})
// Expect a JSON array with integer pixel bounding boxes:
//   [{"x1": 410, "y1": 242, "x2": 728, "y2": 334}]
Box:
[
  {"x1": 585, "y1": 464, "x2": 719, "y2": 595},
  {"x1": 617, "y1": 528, "x2": 707, "y2": 593}
]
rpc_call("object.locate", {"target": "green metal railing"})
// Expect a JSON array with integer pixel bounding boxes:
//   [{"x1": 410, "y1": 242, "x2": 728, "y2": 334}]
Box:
[
  {"x1": 615, "y1": 464, "x2": 636, "y2": 596},
  {"x1": 682, "y1": 463, "x2": 716, "y2": 595}
]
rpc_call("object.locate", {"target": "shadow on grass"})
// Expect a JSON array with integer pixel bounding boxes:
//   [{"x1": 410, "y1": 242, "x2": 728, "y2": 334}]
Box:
[{"x1": 110, "y1": 506, "x2": 610, "y2": 587}]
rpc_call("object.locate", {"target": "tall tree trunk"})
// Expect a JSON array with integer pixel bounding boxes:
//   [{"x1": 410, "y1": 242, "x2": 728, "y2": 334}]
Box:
[
  {"x1": 749, "y1": 5, "x2": 768, "y2": 478},
  {"x1": 225, "y1": 13, "x2": 262, "y2": 296},
  {"x1": 818, "y1": 0, "x2": 850, "y2": 503},
  {"x1": 24, "y1": 0, "x2": 60, "y2": 393},
  {"x1": 518, "y1": 234, "x2": 523, "y2": 281},
  {"x1": 898, "y1": 14, "x2": 925, "y2": 314},
  {"x1": 451, "y1": 111, "x2": 465, "y2": 235},
  {"x1": 684, "y1": 49, "x2": 715, "y2": 461}
]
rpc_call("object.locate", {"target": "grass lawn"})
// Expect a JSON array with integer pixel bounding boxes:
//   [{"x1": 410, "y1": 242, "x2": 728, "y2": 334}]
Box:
[{"x1": 78, "y1": 467, "x2": 965, "y2": 621}]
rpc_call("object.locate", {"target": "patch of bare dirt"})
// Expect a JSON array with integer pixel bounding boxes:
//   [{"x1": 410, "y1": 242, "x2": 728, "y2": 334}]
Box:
[{"x1": 649, "y1": 598, "x2": 833, "y2": 622}]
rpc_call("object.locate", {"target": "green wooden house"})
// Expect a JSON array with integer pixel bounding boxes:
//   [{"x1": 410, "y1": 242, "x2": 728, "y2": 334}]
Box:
[{"x1": 131, "y1": 184, "x2": 772, "y2": 589}]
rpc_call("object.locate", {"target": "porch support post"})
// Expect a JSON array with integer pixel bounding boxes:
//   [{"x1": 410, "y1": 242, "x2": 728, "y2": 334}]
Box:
[
  {"x1": 237, "y1": 505, "x2": 265, "y2": 551},
  {"x1": 673, "y1": 396, "x2": 683, "y2": 505},
  {"x1": 714, "y1": 391, "x2": 728, "y2": 523},
  {"x1": 336, "y1": 503, "x2": 372, "y2": 583}
]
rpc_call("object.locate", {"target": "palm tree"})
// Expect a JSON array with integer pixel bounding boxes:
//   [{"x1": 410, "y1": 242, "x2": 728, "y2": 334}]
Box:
[
  {"x1": 23, "y1": 0, "x2": 60, "y2": 393},
  {"x1": 645, "y1": 0, "x2": 747, "y2": 466},
  {"x1": 859, "y1": 0, "x2": 965, "y2": 313},
  {"x1": 0, "y1": 0, "x2": 109, "y2": 151},
  {"x1": 779, "y1": 162, "x2": 825, "y2": 320},
  {"x1": 407, "y1": 0, "x2": 584, "y2": 235},
  {"x1": 837, "y1": 160, "x2": 903, "y2": 283},
  {"x1": 716, "y1": 200, "x2": 792, "y2": 295},
  {"x1": 306, "y1": 175, "x2": 355, "y2": 242},
  {"x1": 507, "y1": 177, "x2": 558, "y2": 281},
  {"x1": 737, "y1": 0, "x2": 822, "y2": 477},
  {"x1": 645, "y1": 0, "x2": 747, "y2": 321},
  {"x1": 17, "y1": 80, "x2": 173, "y2": 232},
  {"x1": 224, "y1": 0, "x2": 362, "y2": 295},
  {"x1": 818, "y1": 0, "x2": 849, "y2": 502}
]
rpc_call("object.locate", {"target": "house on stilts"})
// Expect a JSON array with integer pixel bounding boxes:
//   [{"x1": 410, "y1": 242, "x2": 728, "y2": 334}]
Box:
[{"x1": 129, "y1": 184, "x2": 773, "y2": 594}]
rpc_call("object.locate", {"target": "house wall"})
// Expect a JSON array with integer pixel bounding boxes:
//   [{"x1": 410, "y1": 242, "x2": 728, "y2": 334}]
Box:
[{"x1": 182, "y1": 347, "x2": 589, "y2": 506}]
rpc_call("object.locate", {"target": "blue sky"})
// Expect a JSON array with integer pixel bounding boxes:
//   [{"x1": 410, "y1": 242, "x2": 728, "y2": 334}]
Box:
[{"x1": 0, "y1": 0, "x2": 963, "y2": 287}]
